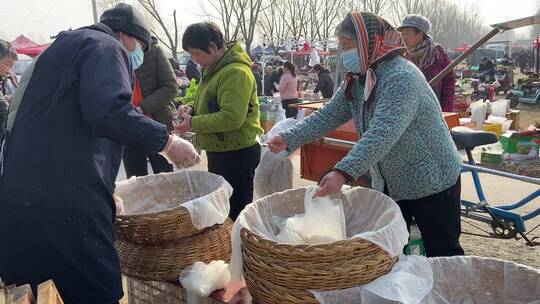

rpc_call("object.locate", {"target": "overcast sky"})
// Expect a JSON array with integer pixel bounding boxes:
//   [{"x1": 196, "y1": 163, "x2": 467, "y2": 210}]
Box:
[{"x1": 0, "y1": 0, "x2": 538, "y2": 44}]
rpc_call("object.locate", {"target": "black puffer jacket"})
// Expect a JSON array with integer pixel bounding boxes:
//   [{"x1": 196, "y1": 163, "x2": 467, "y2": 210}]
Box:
[
  {"x1": 313, "y1": 69, "x2": 334, "y2": 98},
  {"x1": 136, "y1": 38, "x2": 177, "y2": 130}
]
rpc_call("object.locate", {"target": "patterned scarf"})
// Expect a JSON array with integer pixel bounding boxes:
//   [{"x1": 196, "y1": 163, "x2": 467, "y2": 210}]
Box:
[
  {"x1": 405, "y1": 36, "x2": 438, "y2": 70},
  {"x1": 344, "y1": 12, "x2": 405, "y2": 102}
]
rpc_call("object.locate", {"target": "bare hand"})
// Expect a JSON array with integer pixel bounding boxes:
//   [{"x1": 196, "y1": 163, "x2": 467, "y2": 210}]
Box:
[
  {"x1": 174, "y1": 113, "x2": 192, "y2": 134},
  {"x1": 177, "y1": 104, "x2": 193, "y2": 115},
  {"x1": 266, "y1": 134, "x2": 288, "y2": 153},
  {"x1": 316, "y1": 171, "x2": 347, "y2": 197}
]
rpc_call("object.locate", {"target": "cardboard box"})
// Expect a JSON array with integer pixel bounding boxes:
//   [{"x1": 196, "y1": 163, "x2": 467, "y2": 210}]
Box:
[
  {"x1": 483, "y1": 123, "x2": 503, "y2": 138},
  {"x1": 481, "y1": 151, "x2": 504, "y2": 165},
  {"x1": 506, "y1": 110, "x2": 520, "y2": 130},
  {"x1": 500, "y1": 131, "x2": 540, "y2": 155}
]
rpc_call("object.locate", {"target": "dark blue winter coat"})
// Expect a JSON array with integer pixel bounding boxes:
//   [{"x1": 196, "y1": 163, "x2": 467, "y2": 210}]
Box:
[{"x1": 0, "y1": 24, "x2": 168, "y2": 303}]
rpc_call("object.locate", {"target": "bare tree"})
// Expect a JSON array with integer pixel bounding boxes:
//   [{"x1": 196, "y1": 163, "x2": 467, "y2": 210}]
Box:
[
  {"x1": 388, "y1": 0, "x2": 424, "y2": 26},
  {"x1": 233, "y1": 0, "x2": 266, "y2": 52},
  {"x1": 350, "y1": 0, "x2": 390, "y2": 15},
  {"x1": 137, "y1": 0, "x2": 180, "y2": 59},
  {"x1": 257, "y1": 0, "x2": 289, "y2": 53},
  {"x1": 317, "y1": 0, "x2": 348, "y2": 48},
  {"x1": 278, "y1": 0, "x2": 310, "y2": 49},
  {"x1": 203, "y1": 0, "x2": 241, "y2": 43}
]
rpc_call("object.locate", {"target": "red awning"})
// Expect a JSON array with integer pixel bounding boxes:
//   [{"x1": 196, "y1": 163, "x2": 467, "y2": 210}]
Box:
[
  {"x1": 454, "y1": 44, "x2": 471, "y2": 52},
  {"x1": 15, "y1": 43, "x2": 51, "y2": 57},
  {"x1": 10, "y1": 35, "x2": 38, "y2": 49}
]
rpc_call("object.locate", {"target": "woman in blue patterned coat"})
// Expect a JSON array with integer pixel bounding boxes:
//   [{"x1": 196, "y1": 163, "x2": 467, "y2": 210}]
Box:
[{"x1": 267, "y1": 12, "x2": 464, "y2": 257}]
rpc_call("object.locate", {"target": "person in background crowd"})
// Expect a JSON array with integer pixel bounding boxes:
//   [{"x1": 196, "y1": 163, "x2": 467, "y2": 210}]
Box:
[
  {"x1": 478, "y1": 57, "x2": 496, "y2": 80},
  {"x1": 274, "y1": 61, "x2": 299, "y2": 118},
  {"x1": 123, "y1": 36, "x2": 178, "y2": 178},
  {"x1": 398, "y1": 14, "x2": 455, "y2": 112},
  {"x1": 176, "y1": 22, "x2": 263, "y2": 220},
  {"x1": 268, "y1": 11, "x2": 464, "y2": 258},
  {"x1": 251, "y1": 63, "x2": 262, "y2": 96},
  {"x1": 175, "y1": 68, "x2": 191, "y2": 96},
  {"x1": 263, "y1": 65, "x2": 275, "y2": 96},
  {"x1": 186, "y1": 57, "x2": 201, "y2": 84},
  {"x1": 0, "y1": 4, "x2": 199, "y2": 303},
  {"x1": 0, "y1": 39, "x2": 17, "y2": 141},
  {"x1": 312, "y1": 63, "x2": 334, "y2": 99}
]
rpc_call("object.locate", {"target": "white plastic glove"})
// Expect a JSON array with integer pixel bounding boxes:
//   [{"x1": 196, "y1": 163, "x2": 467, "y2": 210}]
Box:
[{"x1": 160, "y1": 134, "x2": 201, "y2": 169}]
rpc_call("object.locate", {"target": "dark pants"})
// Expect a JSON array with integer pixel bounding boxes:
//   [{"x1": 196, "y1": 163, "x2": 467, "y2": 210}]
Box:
[
  {"x1": 396, "y1": 177, "x2": 464, "y2": 257},
  {"x1": 207, "y1": 144, "x2": 261, "y2": 220},
  {"x1": 282, "y1": 98, "x2": 298, "y2": 118},
  {"x1": 123, "y1": 146, "x2": 173, "y2": 178}
]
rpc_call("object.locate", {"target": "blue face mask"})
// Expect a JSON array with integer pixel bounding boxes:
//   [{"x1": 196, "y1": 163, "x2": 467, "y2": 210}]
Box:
[
  {"x1": 342, "y1": 48, "x2": 361, "y2": 73},
  {"x1": 130, "y1": 41, "x2": 144, "y2": 70}
]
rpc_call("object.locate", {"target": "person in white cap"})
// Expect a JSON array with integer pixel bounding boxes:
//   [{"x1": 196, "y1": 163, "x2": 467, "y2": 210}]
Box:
[{"x1": 398, "y1": 14, "x2": 455, "y2": 112}]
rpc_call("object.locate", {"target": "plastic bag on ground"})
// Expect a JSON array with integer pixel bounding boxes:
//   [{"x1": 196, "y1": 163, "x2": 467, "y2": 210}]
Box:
[
  {"x1": 275, "y1": 186, "x2": 346, "y2": 245},
  {"x1": 230, "y1": 186, "x2": 408, "y2": 283},
  {"x1": 115, "y1": 170, "x2": 232, "y2": 229},
  {"x1": 180, "y1": 260, "x2": 231, "y2": 304}
]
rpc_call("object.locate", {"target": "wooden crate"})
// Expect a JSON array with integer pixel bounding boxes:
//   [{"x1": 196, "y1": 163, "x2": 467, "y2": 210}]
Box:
[{"x1": 37, "y1": 281, "x2": 63, "y2": 304}]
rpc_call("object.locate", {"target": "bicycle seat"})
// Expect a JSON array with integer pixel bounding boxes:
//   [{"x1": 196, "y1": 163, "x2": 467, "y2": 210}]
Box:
[{"x1": 450, "y1": 127, "x2": 498, "y2": 150}]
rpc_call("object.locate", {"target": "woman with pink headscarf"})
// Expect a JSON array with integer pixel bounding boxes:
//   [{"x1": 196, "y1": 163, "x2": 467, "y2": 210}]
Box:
[{"x1": 268, "y1": 12, "x2": 463, "y2": 257}]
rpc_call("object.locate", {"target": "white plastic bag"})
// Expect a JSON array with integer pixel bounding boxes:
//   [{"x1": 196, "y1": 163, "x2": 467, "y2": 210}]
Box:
[
  {"x1": 313, "y1": 255, "x2": 433, "y2": 304},
  {"x1": 180, "y1": 260, "x2": 231, "y2": 304},
  {"x1": 491, "y1": 99, "x2": 509, "y2": 118},
  {"x1": 314, "y1": 255, "x2": 540, "y2": 304},
  {"x1": 275, "y1": 187, "x2": 346, "y2": 245},
  {"x1": 469, "y1": 101, "x2": 488, "y2": 130}
]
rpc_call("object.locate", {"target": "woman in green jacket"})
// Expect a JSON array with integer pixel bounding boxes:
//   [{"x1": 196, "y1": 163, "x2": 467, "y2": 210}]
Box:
[{"x1": 176, "y1": 22, "x2": 263, "y2": 220}]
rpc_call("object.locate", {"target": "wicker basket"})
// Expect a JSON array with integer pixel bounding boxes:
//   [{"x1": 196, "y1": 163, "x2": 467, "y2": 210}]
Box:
[
  {"x1": 117, "y1": 219, "x2": 233, "y2": 281},
  {"x1": 241, "y1": 229, "x2": 396, "y2": 304},
  {"x1": 114, "y1": 171, "x2": 232, "y2": 244},
  {"x1": 238, "y1": 187, "x2": 404, "y2": 304},
  {"x1": 126, "y1": 277, "x2": 227, "y2": 304}
]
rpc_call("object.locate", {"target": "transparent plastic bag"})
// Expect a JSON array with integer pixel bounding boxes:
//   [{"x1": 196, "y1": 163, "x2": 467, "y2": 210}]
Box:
[
  {"x1": 275, "y1": 187, "x2": 346, "y2": 245},
  {"x1": 180, "y1": 260, "x2": 231, "y2": 304},
  {"x1": 313, "y1": 255, "x2": 540, "y2": 304}
]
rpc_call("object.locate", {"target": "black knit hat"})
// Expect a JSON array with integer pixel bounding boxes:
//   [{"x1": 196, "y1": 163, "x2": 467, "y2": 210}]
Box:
[{"x1": 100, "y1": 3, "x2": 151, "y2": 51}]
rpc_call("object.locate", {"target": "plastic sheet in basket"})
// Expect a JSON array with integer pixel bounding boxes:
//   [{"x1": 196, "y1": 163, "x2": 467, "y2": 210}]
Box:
[
  {"x1": 116, "y1": 170, "x2": 232, "y2": 229},
  {"x1": 313, "y1": 255, "x2": 540, "y2": 304},
  {"x1": 230, "y1": 186, "x2": 409, "y2": 282}
]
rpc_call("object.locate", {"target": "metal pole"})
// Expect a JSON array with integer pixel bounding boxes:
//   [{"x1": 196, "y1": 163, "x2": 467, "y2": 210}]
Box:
[
  {"x1": 91, "y1": 0, "x2": 99, "y2": 24},
  {"x1": 429, "y1": 28, "x2": 501, "y2": 87}
]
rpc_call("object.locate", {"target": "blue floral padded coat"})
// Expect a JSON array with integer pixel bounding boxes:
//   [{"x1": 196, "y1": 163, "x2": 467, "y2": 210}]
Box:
[{"x1": 281, "y1": 56, "x2": 462, "y2": 201}]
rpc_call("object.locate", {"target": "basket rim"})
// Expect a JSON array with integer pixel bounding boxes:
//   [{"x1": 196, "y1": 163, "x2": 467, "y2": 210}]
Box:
[
  {"x1": 240, "y1": 227, "x2": 388, "y2": 252},
  {"x1": 115, "y1": 170, "x2": 229, "y2": 219}
]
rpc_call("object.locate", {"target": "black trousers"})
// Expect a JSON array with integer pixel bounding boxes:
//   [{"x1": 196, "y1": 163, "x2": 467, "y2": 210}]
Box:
[
  {"x1": 123, "y1": 146, "x2": 173, "y2": 178},
  {"x1": 281, "y1": 98, "x2": 299, "y2": 118},
  {"x1": 207, "y1": 144, "x2": 261, "y2": 220},
  {"x1": 396, "y1": 177, "x2": 464, "y2": 257}
]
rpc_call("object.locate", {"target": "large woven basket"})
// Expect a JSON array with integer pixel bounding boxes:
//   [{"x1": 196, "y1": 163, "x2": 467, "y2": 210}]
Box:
[
  {"x1": 115, "y1": 171, "x2": 231, "y2": 244},
  {"x1": 238, "y1": 187, "x2": 402, "y2": 304},
  {"x1": 117, "y1": 219, "x2": 233, "y2": 281},
  {"x1": 241, "y1": 229, "x2": 396, "y2": 304}
]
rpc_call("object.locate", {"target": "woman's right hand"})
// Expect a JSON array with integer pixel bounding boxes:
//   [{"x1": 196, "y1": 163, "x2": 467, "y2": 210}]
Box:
[
  {"x1": 267, "y1": 134, "x2": 288, "y2": 153},
  {"x1": 177, "y1": 104, "x2": 193, "y2": 116}
]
